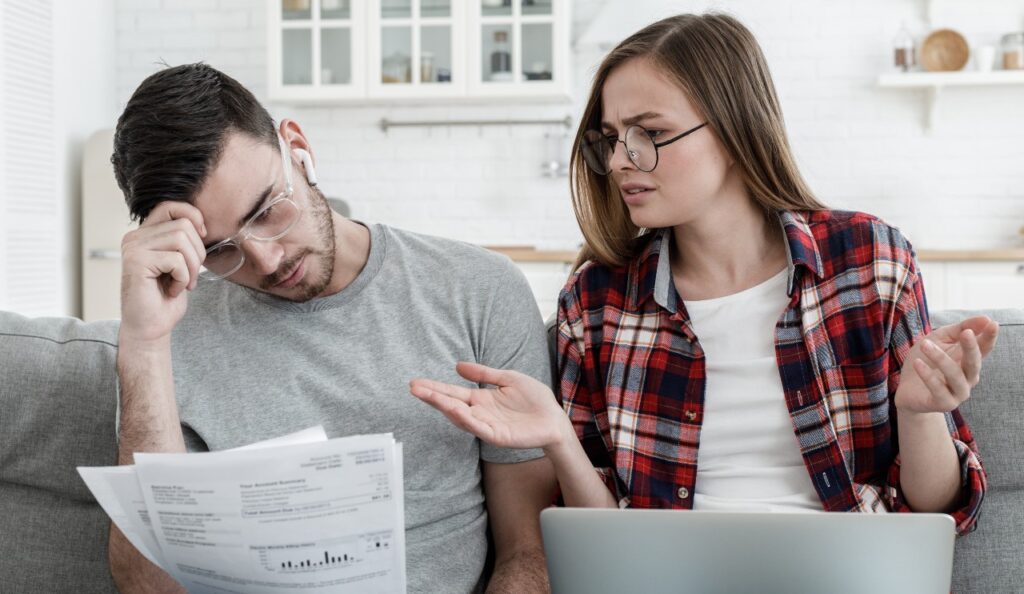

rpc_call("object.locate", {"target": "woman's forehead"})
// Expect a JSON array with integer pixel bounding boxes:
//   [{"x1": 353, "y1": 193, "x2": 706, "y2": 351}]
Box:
[{"x1": 600, "y1": 59, "x2": 696, "y2": 124}]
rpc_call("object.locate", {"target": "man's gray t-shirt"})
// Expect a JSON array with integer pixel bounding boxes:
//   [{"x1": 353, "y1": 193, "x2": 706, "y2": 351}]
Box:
[{"x1": 169, "y1": 224, "x2": 551, "y2": 593}]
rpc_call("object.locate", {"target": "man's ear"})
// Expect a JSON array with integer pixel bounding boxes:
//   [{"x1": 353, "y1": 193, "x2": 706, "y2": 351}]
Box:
[
  {"x1": 279, "y1": 118, "x2": 316, "y2": 184},
  {"x1": 278, "y1": 118, "x2": 313, "y2": 159}
]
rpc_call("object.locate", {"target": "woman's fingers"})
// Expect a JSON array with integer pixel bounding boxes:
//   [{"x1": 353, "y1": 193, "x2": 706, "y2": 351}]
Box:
[
  {"x1": 410, "y1": 384, "x2": 496, "y2": 441},
  {"x1": 409, "y1": 378, "x2": 474, "y2": 403},
  {"x1": 920, "y1": 339, "x2": 970, "y2": 401},
  {"x1": 976, "y1": 319, "x2": 1000, "y2": 356},
  {"x1": 912, "y1": 358, "x2": 957, "y2": 410},
  {"x1": 958, "y1": 329, "x2": 983, "y2": 386},
  {"x1": 456, "y1": 361, "x2": 515, "y2": 387}
]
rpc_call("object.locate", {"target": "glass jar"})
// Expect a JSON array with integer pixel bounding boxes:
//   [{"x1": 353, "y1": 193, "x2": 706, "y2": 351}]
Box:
[
  {"x1": 420, "y1": 51, "x2": 434, "y2": 83},
  {"x1": 893, "y1": 23, "x2": 915, "y2": 72},
  {"x1": 1002, "y1": 32, "x2": 1024, "y2": 70}
]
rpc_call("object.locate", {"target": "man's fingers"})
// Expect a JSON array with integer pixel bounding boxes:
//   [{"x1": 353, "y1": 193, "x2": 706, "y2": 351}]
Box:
[
  {"x1": 137, "y1": 228, "x2": 204, "y2": 291},
  {"x1": 455, "y1": 361, "x2": 514, "y2": 388},
  {"x1": 142, "y1": 201, "x2": 207, "y2": 238},
  {"x1": 150, "y1": 251, "x2": 190, "y2": 299},
  {"x1": 129, "y1": 224, "x2": 205, "y2": 292}
]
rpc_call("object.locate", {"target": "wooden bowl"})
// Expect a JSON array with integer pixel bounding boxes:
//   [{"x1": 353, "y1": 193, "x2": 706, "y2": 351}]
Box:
[{"x1": 920, "y1": 29, "x2": 970, "y2": 72}]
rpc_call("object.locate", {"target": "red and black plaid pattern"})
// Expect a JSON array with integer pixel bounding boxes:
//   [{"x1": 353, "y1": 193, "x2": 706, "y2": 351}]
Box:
[{"x1": 557, "y1": 210, "x2": 986, "y2": 534}]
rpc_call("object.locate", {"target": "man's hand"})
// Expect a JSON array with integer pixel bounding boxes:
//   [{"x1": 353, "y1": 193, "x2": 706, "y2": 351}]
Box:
[
  {"x1": 120, "y1": 201, "x2": 207, "y2": 345},
  {"x1": 894, "y1": 316, "x2": 999, "y2": 414}
]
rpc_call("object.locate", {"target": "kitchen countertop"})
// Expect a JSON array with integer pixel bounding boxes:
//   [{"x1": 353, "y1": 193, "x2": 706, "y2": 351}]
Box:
[
  {"x1": 486, "y1": 246, "x2": 1024, "y2": 263},
  {"x1": 916, "y1": 249, "x2": 1024, "y2": 262}
]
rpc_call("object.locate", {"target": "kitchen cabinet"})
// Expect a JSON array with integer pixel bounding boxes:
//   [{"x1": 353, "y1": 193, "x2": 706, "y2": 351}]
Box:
[
  {"x1": 267, "y1": 0, "x2": 571, "y2": 103},
  {"x1": 918, "y1": 258, "x2": 1024, "y2": 312},
  {"x1": 485, "y1": 246, "x2": 575, "y2": 320},
  {"x1": 515, "y1": 261, "x2": 572, "y2": 321}
]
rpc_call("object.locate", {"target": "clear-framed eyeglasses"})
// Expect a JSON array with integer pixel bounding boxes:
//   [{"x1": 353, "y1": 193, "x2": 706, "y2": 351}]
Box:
[
  {"x1": 580, "y1": 122, "x2": 707, "y2": 175},
  {"x1": 199, "y1": 137, "x2": 303, "y2": 281}
]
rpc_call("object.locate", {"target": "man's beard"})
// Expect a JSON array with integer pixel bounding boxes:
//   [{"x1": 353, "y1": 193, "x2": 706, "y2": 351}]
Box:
[{"x1": 260, "y1": 184, "x2": 337, "y2": 302}]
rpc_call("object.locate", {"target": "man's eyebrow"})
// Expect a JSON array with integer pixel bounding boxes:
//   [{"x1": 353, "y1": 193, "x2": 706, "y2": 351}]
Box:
[
  {"x1": 601, "y1": 111, "x2": 664, "y2": 130},
  {"x1": 202, "y1": 183, "x2": 274, "y2": 249}
]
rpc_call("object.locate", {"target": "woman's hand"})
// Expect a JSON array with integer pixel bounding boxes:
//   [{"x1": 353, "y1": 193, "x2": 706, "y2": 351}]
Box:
[
  {"x1": 894, "y1": 316, "x2": 1000, "y2": 415},
  {"x1": 410, "y1": 362, "x2": 572, "y2": 450}
]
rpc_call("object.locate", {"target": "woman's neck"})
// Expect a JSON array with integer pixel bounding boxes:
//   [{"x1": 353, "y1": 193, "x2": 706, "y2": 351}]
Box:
[{"x1": 670, "y1": 195, "x2": 789, "y2": 301}]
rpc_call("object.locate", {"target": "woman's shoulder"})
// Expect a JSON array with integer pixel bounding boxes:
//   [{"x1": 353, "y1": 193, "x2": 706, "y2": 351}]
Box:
[
  {"x1": 798, "y1": 209, "x2": 905, "y2": 242},
  {"x1": 559, "y1": 233, "x2": 662, "y2": 312},
  {"x1": 796, "y1": 209, "x2": 917, "y2": 268}
]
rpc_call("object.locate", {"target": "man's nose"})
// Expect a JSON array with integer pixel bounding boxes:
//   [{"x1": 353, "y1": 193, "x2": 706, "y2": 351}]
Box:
[{"x1": 241, "y1": 239, "x2": 284, "y2": 276}]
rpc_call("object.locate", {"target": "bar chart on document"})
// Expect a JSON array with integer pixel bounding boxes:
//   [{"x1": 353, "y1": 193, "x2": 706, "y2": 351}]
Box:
[{"x1": 253, "y1": 531, "x2": 397, "y2": 574}]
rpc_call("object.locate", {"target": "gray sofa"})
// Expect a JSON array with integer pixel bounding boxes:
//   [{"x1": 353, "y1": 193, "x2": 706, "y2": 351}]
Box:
[{"x1": 1, "y1": 309, "x2": 1021, "y2": 593}]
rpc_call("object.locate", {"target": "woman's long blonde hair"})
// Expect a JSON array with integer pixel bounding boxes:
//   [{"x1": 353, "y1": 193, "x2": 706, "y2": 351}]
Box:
[{"x1": 570, "y1": 13, "x2": 826, "y2": 270}]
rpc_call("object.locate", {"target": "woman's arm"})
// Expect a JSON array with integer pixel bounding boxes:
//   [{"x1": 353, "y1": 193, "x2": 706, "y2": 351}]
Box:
[
  {"x1": 409, "y1": 362, "x2": 616, "y2": 508},
  {"x1": 887, "y1": 261, "x2": 997, "y2": 518}
]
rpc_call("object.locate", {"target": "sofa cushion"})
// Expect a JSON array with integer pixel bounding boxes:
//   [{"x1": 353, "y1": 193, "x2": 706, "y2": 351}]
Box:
[
  {"x1": 929, "y1": 309, "x2": 1024, "y2": 594},
  {"x1": 0, "y1": 311, "x2": 119, "y2": 592}
]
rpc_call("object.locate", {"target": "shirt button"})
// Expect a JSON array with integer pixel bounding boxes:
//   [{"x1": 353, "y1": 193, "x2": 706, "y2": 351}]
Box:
[
  {"x1": 677, "y1": 487, "x2": 689, "y2": 499},
  {"x1": 685, "y1": 410, "x2": 697, "y2": 421}
]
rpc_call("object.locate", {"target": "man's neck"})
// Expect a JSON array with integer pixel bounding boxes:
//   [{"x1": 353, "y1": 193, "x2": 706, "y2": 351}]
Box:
[{"x1": 322, "y1": 213, "x2": 372, "y2": 297}]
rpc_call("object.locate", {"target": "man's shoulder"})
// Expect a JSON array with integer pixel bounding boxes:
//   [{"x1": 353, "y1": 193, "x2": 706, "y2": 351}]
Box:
[{"x1": 381, "y1": 224, "x2": 519, "y2": 280}]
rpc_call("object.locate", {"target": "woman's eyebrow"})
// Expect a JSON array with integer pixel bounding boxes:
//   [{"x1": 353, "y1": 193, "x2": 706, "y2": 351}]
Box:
[{"x1": 600, "y1": 111, "x2": 664, "y2": 130}]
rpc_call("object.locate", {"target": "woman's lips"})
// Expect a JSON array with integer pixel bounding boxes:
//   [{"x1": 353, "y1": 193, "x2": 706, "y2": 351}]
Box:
[{"x1": 621, "y1": 187, "x2": 654, "y2": 205}]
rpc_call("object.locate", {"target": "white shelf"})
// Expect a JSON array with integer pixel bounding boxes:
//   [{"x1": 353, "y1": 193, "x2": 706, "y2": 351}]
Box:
[
  {"x1": 876, "y1": 70, "x2": 1024, "y2": 133},
  {"x1": 877, "y1": 70, "x2": 1024, "y2": 88}
]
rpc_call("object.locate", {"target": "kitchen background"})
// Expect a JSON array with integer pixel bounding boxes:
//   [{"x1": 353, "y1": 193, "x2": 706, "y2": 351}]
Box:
[{"x1": 1, "y1": 0, "x2": 1023, "y2": 321}]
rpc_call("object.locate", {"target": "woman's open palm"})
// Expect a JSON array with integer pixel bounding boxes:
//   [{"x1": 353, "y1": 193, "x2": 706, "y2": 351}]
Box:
[{"x1": 410, "y1": 362, "x2": 568, "y2": 450}]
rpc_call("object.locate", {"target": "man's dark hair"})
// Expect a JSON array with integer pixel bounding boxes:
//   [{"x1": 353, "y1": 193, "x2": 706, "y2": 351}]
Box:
[{"x1": 111, "y1": 63, "x2": 277, "y2": 222}]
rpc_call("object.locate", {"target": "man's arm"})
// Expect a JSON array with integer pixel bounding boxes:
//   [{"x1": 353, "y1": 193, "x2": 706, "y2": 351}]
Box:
[
  {"x1": 482, "y1": 457, "x2": 557, "y2": 594},
  {"x1": 108, "y1": 201, "x2": 209, "y2": 593},
  {"x1": 109, "y1": 341, "x2": 188, "y2": 594}
]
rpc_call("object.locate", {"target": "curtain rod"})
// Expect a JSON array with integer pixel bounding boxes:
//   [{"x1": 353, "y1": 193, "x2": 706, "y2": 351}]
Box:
[{"x1": 379, "y1": 115, "x2": 573, "y2": 132}]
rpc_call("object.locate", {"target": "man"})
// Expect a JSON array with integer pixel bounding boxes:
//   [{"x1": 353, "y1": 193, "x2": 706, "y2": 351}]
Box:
[{"x1": 108, "y1": 63, "x2": 556, "y2": 593}]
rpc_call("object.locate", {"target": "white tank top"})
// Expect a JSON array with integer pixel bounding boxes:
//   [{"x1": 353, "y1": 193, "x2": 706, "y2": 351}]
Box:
[{"x1": 684, "y1": 268, "x2": 822, "y2": 512}]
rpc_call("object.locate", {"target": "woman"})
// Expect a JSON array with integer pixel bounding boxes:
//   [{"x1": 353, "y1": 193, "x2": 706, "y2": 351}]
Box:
[{"x1": 411, "y1": 13, "x2": 996, "y2": 533}]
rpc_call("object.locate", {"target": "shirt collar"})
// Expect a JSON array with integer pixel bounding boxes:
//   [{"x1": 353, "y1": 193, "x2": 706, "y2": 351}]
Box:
[{"x1": 635, "y1": 210, "x2": 826, "y2": 313}]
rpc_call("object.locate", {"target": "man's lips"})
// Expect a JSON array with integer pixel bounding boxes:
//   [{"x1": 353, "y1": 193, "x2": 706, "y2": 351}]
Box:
[{"x1": 273, "y1": 256, "x2": 305, "y2": 289}]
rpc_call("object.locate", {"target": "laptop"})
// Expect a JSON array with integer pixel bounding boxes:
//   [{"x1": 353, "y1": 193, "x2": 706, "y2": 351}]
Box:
[{"x1": 540, "y1": 508, "x2": 956, "y2": 594}]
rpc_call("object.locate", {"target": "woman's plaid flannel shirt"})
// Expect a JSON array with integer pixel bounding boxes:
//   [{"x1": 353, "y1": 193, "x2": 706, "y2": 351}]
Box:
[{"x1": 556, "y1": 210, "x2": 986, "y2": 534}]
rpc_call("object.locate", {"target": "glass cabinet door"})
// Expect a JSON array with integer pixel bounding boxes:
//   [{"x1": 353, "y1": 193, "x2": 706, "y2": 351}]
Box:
[
  {"x1": 272, "y1": 0, "x2": 363, "y2": 99},
  {"x1": 475, "y1": 0, "x2": 561, "y2": 90},
  {"x1": 373, "y1": 0, "x2": 457, "y2": 92},
  {"x1": 270, "y1": 0, "x2": 567, "y2": 101}
]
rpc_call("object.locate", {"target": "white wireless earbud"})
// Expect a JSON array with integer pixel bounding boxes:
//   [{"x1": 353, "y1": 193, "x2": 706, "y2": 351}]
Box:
[{"x1": 293, "y1": 148, "x2": 318, "y2": 186}]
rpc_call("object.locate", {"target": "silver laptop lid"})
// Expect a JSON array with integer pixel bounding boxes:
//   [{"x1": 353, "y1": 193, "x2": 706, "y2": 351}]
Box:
[{"x1": 541, "y1": 508, "x2": 955, "y2": 594}]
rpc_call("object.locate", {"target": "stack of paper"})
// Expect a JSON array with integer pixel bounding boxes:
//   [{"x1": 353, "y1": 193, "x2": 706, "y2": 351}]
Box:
[{"x1": 79, "y1": 427, "x2": 405, "y2": 594}]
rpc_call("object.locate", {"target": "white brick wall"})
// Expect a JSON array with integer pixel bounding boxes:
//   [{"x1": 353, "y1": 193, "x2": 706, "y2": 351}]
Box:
[{"x1": 114, "y1": 0, "x2": 1024, "y2": 257}]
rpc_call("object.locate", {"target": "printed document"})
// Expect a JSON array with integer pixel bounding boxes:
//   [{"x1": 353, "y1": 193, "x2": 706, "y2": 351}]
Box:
[{"x1": 79, "y1": 427, "x2": 405, "y2": 593}]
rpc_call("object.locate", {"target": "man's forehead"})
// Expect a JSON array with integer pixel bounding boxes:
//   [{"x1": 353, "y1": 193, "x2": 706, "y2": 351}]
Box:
[{"x1": 195, "y1": 134, "x2": 279, "y2": 243}]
